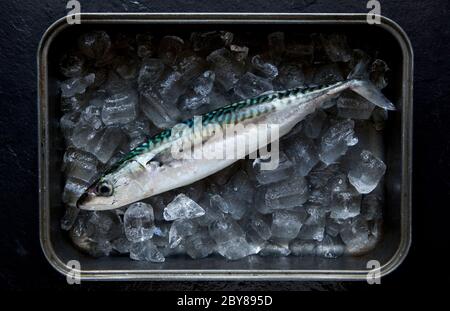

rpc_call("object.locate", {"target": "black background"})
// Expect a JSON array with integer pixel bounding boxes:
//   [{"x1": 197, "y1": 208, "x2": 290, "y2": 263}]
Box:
[{"x1": 0, "y1": 0, "x2": 449, "y2": 291}]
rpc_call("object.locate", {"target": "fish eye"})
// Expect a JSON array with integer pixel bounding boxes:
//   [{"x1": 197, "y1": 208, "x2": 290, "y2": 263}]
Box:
[{"x1": 96, "y1": 181, "x2": 113, "y2": 197}]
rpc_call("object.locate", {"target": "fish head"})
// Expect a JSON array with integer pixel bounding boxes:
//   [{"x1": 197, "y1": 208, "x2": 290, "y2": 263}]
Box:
[
  {"x1": 77, "y1": 161, "x2": 154, "y2": 210},
  {"x1": 77, "y1": 175, "x2": 125, "y2": 211}
]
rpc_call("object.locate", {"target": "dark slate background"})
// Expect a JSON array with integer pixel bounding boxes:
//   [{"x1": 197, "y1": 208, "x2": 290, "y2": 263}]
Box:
[{"x1": 0, "y1": 0, "x2": 449, "y2": 291}]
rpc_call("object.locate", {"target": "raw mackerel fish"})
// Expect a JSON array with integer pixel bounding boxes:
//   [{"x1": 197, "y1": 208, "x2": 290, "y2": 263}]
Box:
[{"x1": 78, "y1": 79, "x2": 394, "y2": 211}]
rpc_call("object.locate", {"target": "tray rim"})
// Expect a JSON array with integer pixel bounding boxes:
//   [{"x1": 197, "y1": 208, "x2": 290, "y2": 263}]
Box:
[{"x1": 38, "y1": 12, "x2": 413, "y2": 281}]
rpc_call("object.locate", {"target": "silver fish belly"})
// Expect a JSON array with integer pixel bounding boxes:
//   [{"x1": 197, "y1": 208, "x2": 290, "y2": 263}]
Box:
[{"x1": 77, "y1": 79, "x2": 394, "y2": 210}]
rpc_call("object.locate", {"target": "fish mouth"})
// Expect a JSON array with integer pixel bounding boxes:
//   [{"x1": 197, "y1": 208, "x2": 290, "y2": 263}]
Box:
[
  {"x1": 76, "y1": 187, "x2": 99, "y2": 210},
  {"x1": 76, "y1": 192, "x2": 90, "y2": 210}
]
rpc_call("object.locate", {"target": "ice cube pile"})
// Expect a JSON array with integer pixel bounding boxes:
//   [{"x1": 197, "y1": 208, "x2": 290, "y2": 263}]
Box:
[{"x1": 59, "y1": 30, "x2": 389, "y2": 262}]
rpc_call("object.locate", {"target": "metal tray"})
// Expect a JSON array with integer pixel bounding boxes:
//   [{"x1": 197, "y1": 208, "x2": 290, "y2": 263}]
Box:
[{"x1": 38, "y1": 13, "x2": 413, "y2": 281}]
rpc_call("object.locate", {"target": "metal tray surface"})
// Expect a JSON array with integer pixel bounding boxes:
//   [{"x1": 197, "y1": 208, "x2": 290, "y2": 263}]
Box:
[{"x1": 38, "y1": 13, "x2": 413, "y2": 281}]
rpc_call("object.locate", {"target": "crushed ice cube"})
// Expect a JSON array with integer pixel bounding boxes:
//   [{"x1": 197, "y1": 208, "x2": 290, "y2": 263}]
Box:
[
  {"x1": 251, "y1": 55, "x2": 278, "y2": 80},
  {"x1": 234, "y1": 72, "x2": 273, "y2": 99},
  {"x1": 124, "y1": 202, "x2": 155, "y2": 242},
  {"x1": 138, "y1": 58, "x2": 165, "y2": 91},
  {"x1": 229, "y1": 44, "x2": 249, "y2": 62},
  {"x1": 121, "y1": 116, "x2": 153, "y2": 149},
  {"x1": 175, "y1": 55, "x2": 207, "y2": 82},
  {"x1": 330, "y1": 187, "x2": 362, "y2": 220},
  {"x1": 63, "y1": 148, "x2": 100, "y2": 183},
  {"x1": 141, "y1": 91, "x2": 181, "y2": 129},
  {"x1": 70, "y1": 123, "x2": 100, "y2": 150},
  {"x1": 307, "y1": 187, "x2": 332, "y2": 207},
  {"x1": 339, "y1": 216, "x2": 373, "y2": 254},
  {"x1": 271, "y1": 209, "x2": 308, "y2": 240},
  {"x1": 290, "y1": 240, "x2": 317, "y2": 256},
  {"x1": 60, "y1": 73, "x2": 95, "y2": 98},
  {"x1": 348, "y1": 150, "x2": 386, "y2": 194},
  {"x1": 130, "y1": 240, "x2": 165, "y2": 262},
  {"x1": 185, "y1": 229, "x2": 216, "y2": 259},
  {"x1": 315, "y1": 235, "x2": 345, "y2": 258},
  {"x1": 102, "y1": 90, "x2": 138, "y2": 126},
  {"x1": 195, "y1": 194, "x2": 226, "y2": 227},
  {"x1": 212, "y1": 192, "x2": 248, "y2": 221},
  {"x1": 207, "y1": 48, "x2": 245, "y2": 91},
  {"x1": 158, "y1": 69, "x2": 185, "y2": 106},
  {"x1": 208, "y1": 216, "x2": 244, "y2": 244},
  {"x1": 151, "y1": 222, "x2": 170, "y2": 247},
  {"x1": 248, "y1": 151, "x2": 293, "y2": 185},
  {"x1": 297, "y1": 205, "x2": 326, "y2": 241},
  {"x1": 59, "y1": 52, "x2": 85, "y2": 78},
  {"x1": 78, "y1": 31, "x2": 111, "y2": 59},
  {"x1": 218, "y1": 171, "x2": 254, "y2": 220},
  {"x1": 325, "y1": 218, "x2": 342, "y2": 237},
  {"x1": 298, "y1": 224, "x2": 325, "y2": 242},
  {"x1": 85, "y1": 126, "x2": 126, "y2": 163},
  {"x1": 61, "y1": 94, "x2": 86, "y2": 113},
  {"x1": 215, "y1": 236, "x2": 255, "y2": 260},
  {"x1": 164, "y1": 194, "x2": 205, "y2": 221},
  {"x1": 308, "y1": 163, "x2": 341, "y2": 189},
  {"x1": 169, "y1": 219, "x2": 197, "y2": 248},
  {"x1": 274, "y1": 63, "x2": 305, "y2": 89},
  {"x1": 60, "y1": 112, "x2": 81, "y2": 141},
  {"x1": 79, "y1": 98, "x2": 104, "y2": 130},
  {"x1": 248, "y1": 214, "x2": 272, "y2": 241},
  {"x1": 257, "y1": 176, "x2": 309, "y2": 213},
  {"x1": 209, "y1": 217, "x2": 254, "y2": 260},
  {"x1": 242, "y1": 214, "x2": 271, "y2": 253},
  {"x1": 284, "y1": 137, "x2": 319, "y2": 177},
  {"x1": 112, "y1": 236, "x2": 133, "y2": 254},
  {"x1": 316, "y1": 235, "x2": 345, "y2": 259},
  {"x1": 178, "y1": 70, "x2": 215, "y2": 112},
  {"x1": 259, "y1": 242, "x2": 291, "y2": 257},
  {"x1": 70, "y1": 211, "x2": 122, "y2": 257},
  {"x1": 319, "y1": 119, "x2": 358, "y2": 165}
]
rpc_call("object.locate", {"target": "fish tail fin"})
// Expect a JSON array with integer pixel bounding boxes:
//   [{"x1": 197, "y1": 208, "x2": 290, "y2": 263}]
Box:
[
  {"x1": 348, "y1": 79, "x2": 396, "y2": 111},
  {"x1": 345, "y1": 53, "x2": 395, "y2": 111}
]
